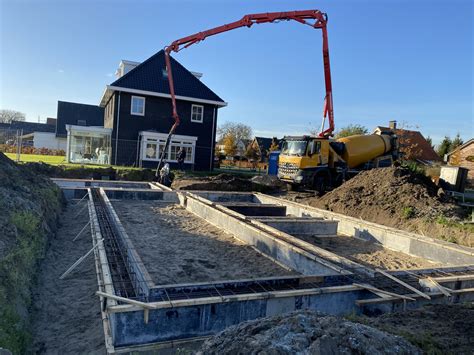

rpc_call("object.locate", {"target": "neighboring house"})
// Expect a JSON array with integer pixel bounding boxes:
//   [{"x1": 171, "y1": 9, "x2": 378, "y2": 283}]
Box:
[
  {"x1": 0, "y1": 120, "x2": 61, "y2": 150},
  {"x1": 374, "y1": 126, "x2": 441, "y2": 163},
  {"x1": 446, "y1": 139, "x2": 474, "y2": 185},
  {"x1": 216, "y1": 138, "x2": 251, "y2": 158},
  {"x1": 248, "y1": 137, "x2": 279, "y2": 161},
  {"x1": 99, "y1": 50, "x2": 227, "y2": 169}
]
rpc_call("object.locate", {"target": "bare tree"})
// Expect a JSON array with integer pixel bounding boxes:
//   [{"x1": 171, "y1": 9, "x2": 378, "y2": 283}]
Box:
[
  {"x1": 0, "y1": 109, "x2": 26, "y2": 123},
  {"x1": 217, "y1": 122, "x2": 252, "y2": 143}
]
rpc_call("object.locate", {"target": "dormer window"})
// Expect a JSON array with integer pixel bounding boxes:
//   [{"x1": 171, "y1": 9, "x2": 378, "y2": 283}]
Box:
[
  {"x1": 131, "y1": 96, "x2": 145, "y2": 116},
  {"x1": 191, "y1": 104, "x2": 204, "y2": 123}
]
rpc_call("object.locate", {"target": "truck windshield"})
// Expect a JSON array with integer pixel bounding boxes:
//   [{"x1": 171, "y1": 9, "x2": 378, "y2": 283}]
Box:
[{"x1": 281, "y1": 140, "x2": 307, "y2": 156}]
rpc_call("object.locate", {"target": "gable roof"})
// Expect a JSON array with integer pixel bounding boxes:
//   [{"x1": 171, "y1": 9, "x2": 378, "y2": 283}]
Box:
[
  {"x1": 374, "y1": 127, "x2": 440, "y2": 161},
  {"x1": 56, "y1": 101, "x2": 104, "y2": 137},
  {"x1": 100, "y1": 50, "x2": 226, "y2": 107},
  {"x1": 446, "y1": 138, "x2": 474, "y2": 157},
  {"x1": 0, "y1": 120, "x2": 55, "y2": 134}
]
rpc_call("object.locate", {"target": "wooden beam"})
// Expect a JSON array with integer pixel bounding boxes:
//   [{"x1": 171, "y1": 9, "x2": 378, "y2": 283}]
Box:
[
  {"x1": 376, "y1": 268, "x2": 431, "y2": 300},
  {"x1": 97, "y1": 291, "x2": 157, "y2": 324},
  {"x1": 353, "y1": 283, "x2": 416, "y2": 301},
  {"x1": 424, "y1": 277, "x2": 452, "y2": 297}
]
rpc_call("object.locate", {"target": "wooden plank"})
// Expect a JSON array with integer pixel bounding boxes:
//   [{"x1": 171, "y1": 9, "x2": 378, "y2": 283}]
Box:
[
  {"x1": 96, "y1": 291, "x2": 157, "y2": 310},
  {"x1": 353, "y1": 283, "x2": 416, "y2": 301},
  {"x1": 376, "y1": 268, "x2": 431, "y2": 300},
  {"x1": 425, "y1": 277, "x2": 452, "y2": 297}
]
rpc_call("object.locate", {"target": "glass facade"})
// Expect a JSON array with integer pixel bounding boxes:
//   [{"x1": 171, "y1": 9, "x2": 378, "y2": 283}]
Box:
[{"x1": 66, "y1": 125, "x2": 112, "y2": 165}]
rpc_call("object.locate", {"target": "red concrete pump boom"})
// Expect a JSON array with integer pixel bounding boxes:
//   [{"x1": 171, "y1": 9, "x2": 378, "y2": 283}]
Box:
[{"x1": 157, "y1": 10, "x2": 334, "y2": 173}]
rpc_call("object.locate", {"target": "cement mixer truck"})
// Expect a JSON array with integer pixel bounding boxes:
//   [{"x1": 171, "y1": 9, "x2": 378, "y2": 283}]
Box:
[{"x1": 278, "y1": 126, "x2": 399, "y2": 192}]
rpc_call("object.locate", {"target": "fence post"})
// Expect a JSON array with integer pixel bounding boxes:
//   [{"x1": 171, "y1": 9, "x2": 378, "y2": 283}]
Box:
[{"x1": 15, "y1": 130, "x2": 20, "y2": 162}]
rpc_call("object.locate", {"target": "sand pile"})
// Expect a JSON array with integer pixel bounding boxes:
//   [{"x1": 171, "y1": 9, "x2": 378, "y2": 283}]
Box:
[{"x1": 198, "y1": 310, "x2": 420, "y2": 354}]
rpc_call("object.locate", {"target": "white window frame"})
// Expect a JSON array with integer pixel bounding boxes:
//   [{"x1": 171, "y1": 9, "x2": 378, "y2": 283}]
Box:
[
  {"x1": 140, "y1": 132, "x2": 197, "y2": 164},
  {"x1": 131, "y1": 96, "x2": 145, "y2": 116},
  {"x1": 191, "y1": 104, "x2": 204, "y2": 123}
]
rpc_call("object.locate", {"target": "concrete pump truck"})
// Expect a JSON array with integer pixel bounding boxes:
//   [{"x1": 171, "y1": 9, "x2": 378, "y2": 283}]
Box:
[{"x1": 156, "y1": 9, "x2": 398, "y2": 190}]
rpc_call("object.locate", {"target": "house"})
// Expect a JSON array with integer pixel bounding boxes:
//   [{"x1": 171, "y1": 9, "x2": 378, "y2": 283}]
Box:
[
  {"x1": 98, "y1": 50, "x2": 227, "y2": 170},
  {"x1": 248, "y1": 136, "x2": 280, "y2": 161},
  {"x1": 446, "y1": 138, "x2": 474, "y2": 185},
  {"x1": 216, "y1": 138, "x2": 251, "y2": 158},
  {"x1": 0, "y1": 120, "x2": 61, "y2": 150},
  {"x1": 53, "y1": 50, "x2": 226, "y2": 169},
  {"x1": 374, "y1": 124, "x2": 441, "y2": 163},
  {"x1": 56, "y1": 101, "x2": 107, "y2": 164}
]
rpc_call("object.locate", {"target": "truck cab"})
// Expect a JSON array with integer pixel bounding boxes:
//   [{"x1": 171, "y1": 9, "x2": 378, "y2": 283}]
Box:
[{"x1": 278, "y1": 136, "x2": 339, "y2": 188}]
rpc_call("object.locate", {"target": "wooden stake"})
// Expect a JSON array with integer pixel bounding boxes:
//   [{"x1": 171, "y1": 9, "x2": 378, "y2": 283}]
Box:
[
  {"x1": 75, "y1": 193, "x2": 88, "y2": 205},
  {"x1": 73, "y1": 221, "x2": 90, "y2": 241},
  {"x1": 74, "y1": 203, "x2": 88, "y2": 218},
  {"x1": 60, "y1": 238, "x2": 103, "y2": 279},
  {"x1": 376, "y1": 268, "x2": 431, "y2": 300}
]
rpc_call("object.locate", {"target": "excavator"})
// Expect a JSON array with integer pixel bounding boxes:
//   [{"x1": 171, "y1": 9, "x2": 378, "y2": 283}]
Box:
[{"x1": 157, "y1": 9, "x2": 399, "y2": 191}]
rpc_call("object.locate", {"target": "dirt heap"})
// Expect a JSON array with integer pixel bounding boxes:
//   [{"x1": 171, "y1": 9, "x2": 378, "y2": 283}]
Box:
[
  {"x1": 173, "y1": 173, "x2": 283, "y2": 192},
  {"x1": 198, "y1": 310, "x2": 420, "y2": 354},
  {"x1": 0, "y1": 153, "x2": 63, "y2": 353},
  {"x1": 309, "y1": 166, "x2": 471, "y2": 245},
  {"x1": 357, "y1": 304, "x2": 474, "y2": 354}
]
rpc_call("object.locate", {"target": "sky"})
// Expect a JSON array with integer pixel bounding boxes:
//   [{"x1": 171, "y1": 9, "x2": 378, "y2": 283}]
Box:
[{"x1": 0, "y1": 0, "x2": 472, "y2": 144}]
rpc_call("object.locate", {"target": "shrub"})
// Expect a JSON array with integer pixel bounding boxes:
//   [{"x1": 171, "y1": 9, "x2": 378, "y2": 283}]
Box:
[{"x1": 402, "y1": 206, "x2": 415, "y2": 219}]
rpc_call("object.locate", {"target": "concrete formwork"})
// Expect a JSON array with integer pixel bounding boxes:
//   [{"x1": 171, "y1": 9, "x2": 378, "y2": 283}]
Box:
[{"x1": 56, "y1": 182, "x2": 474, "y2": 353}]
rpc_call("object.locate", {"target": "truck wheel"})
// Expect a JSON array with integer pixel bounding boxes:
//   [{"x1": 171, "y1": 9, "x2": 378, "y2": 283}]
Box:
[
  {"x1": 313, "y1": 172, "x2": 330, "y2": 195},
  {"x1": 287, "y1": 183, "x2": 299, "y2": 192}
]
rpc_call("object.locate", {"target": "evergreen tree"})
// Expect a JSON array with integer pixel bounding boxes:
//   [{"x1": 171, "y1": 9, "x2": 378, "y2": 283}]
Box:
[
  {"x1": 437, "y1": 136, "x2": 452, "y2": 158},
  {"x1": 451, "y1": 133, "x2": 463, "y2": 150}
]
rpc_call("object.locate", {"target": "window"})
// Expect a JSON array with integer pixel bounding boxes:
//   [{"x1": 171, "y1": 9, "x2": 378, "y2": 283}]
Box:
[
  {"x1": 66, "y1": 126, "x2": 112, "y2": 165},
  {"x1": 77, "y1": 119, "x2": 86, "y2": 126},
  {"x1": 145, "y1": 139, "x2": 157, "y2": 159},
  {"x1": 131, "y1": 96, "x2": 145, "y2": 116},
  {"x1": 141, "y1": 133, "x2": 197, "y2": 164},
  {"x1": 191, "y1": 104, "x2": 204, "y2": 123}
]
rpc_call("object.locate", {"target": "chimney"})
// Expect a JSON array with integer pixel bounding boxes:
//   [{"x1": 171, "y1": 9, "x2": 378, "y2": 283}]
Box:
[
  {"x1": 389, "y1": 120, "x2": 397, "y2": 130},
  {"x1": 115, "y1": 60, "x2": 140, "y2": 78},
  {"x1": 190, "y1": 71, "x2": 203, "y2": 80}
]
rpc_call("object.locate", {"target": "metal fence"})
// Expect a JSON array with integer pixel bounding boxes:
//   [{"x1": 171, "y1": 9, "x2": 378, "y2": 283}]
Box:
[{"x1": 0, "y1": 128, "x2": 24, "y2": 162}]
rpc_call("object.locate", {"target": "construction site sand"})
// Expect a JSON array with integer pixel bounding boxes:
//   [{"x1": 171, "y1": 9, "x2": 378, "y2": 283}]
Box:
[
  {"x1": 31, "y1": 203, "x2": 105, "y2": 354},
  {"x1": 295, "y1": 235, "x2": 441, "y2": 270},
  {"x1": 112, "y1": 201, "x2": 297, "y2": 285}
]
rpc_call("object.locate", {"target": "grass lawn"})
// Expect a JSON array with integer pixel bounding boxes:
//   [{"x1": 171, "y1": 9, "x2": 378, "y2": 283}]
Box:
[
  {"x1": 3, "y1": 153, "x2": 146, "y2": 171},
  {"x1": 5, "y1": 153, "x2": 67, "y2": 165}
]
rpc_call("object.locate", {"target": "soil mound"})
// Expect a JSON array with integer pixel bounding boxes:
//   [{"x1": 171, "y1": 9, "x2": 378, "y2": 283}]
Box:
[
  {"x1": 174, "y1": 173, "x2": 283, "y2": 192},
  {"x1": 308, "y1": 167, "x2": 471, "y2": 244},
  {"x1": 198, "y1": 310, "x2": 420, "y2": 354},
  {"x1": 0, "y1": 153, "x2": 63, "y2": 352},
  {"x1": 314, "y1": 166, "x2": 462, "y2": 221},
  {"x1": 359, "y1": 304, "x2": 474, "y2": 354}
]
